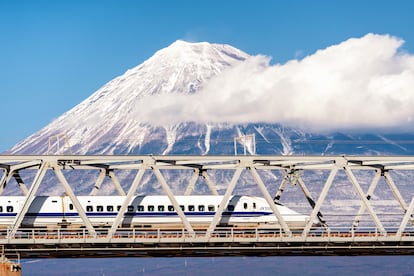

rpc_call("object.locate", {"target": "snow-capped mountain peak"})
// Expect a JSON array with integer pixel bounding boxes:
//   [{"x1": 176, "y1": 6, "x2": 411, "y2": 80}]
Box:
[
  {"x1": 7, "y1": 39, "x2": 414, "y2": 157},
  {"x1": 8, "y1": 41, "x2": 249, "y2": 155}
]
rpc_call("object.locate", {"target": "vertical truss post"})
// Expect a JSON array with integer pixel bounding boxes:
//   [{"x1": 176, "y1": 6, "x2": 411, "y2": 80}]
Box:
[
  {"x1": 89, "y1": 169, "x2": 106, "y2": 196},
  {"x1": 249, "y1": 167, "x2": 291, "y2": 235},
  {"x1": 397, "y1": 196, "x2": 414, "y2": 237},
  {"x1": 184, "y1": 169, "x2": 200, "y2": 195},
  {"x1": 206, "y1": 167, "x2": 243, "y2": 236},
  {"x1": 352, "y1": 169, "x2": 381, "y2": 230},
  {"x1": 201, "y1": 171, "x2": 219, "y2": 195},
  {"x1": 108, "y1": 171, "x2": 126, "y2": 196},
  {"x1": 153, "y1": 168, "x2": 195, "y2": 235},
  {"x1": 303, "y1": 168, "x2": 338, "y2": 236},
  {"x1": 52, "y1": 163, "x2": 97, "y2": 237},
  {"x1": 107, "y1": 168, "x2": 146, "y2": 238},
  {"x1": 345, "y1": 167, "x2": 386, "y2": 235},
  {"x1": 10, "y1": 161, "x2": 49, "y2": 237}
]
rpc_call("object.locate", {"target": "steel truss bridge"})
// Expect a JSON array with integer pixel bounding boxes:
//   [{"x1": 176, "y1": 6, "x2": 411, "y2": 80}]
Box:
[{"x1": 1, "y1": 155, "x2": 414, "y2": 257}]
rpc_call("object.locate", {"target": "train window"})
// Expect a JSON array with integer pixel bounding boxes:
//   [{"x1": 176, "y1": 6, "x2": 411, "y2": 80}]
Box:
[
  {"x1": 227, "y1": 205, "x2": 234, "y2": 211},
  {"x1": 69, "y1": 204, "x2": 74, "y2": 210},
  {"x1": 86, "y1": 205, "x2": 93, "y2": 212},
  {"x1": 180, "y1": 205, "x2": 185, "y2": 211},
  {"x1": 137, "y1": 205, "x2": 144, "y2": 212},
  {"x1": 97, "y1": 205, "x2": 104, "y2": 212},
  {"x1": 168, "y1": 205, "x2": 174, "y2": 211},
  {"x1": 253, "y1": 202, "x2": 256, "y2": 209},
  {"x1": 107, "y1": 206, "x2": 114, "y2": 212},
  {"x1": 198, "y1": 205, "x2": 205, "y2": 211},
  {"x1": 208, "y1": 205, "x2": 215, "y2": 212},
  {"x1": 6, "y1": 206, "x2": 13, "y2": 213},
  {"x1": 0, "y1": 206, "x2": 2, "y2": 212},
  {"x1": 243, "y1": 203, "x2": 248, "y2": 209},
  {"x1": 117, "y1": 205, "x2": 122, "y2": 211},
  {"x1": 158, "y1": 205, "x2": 164, "y2": 211},
  {"x1": 148, "y1": 205, "x2": 154, "y2": 212},
  {"x1": 127, "y1": 205, "x2": 134, "y2": 212},
  {"x1": 188, "y1": 205, "x2": 195, "y2": 212}
]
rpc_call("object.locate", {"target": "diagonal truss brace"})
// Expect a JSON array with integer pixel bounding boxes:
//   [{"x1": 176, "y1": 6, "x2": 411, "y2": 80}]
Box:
[
  {"x1": 0, "y1": 170, "x2": 29, "y2": 196},
  {"x1": 352, "y1": 169, "x2": 382, "y2": 230},
  {"x1": 52, "y1": 163, "x2": 97, "y2": 236},
  {"x1": 201, "y1": 170, "x2": 218, "y2": 195},
  {"x1": 249, "y1": 167, "x2": 291, "y2": 235},
  {"x1": 108, "y1": 170, "x2": 126, "y2": 196},
  {"x1": 345, "y1": 167, "x2": 386, "y2": 235},
  {"x1": 0, "y1": 160, "x2": 42, "y2": 195},
  {"x1": 9, "y1": 161, "x2": 49, "y2": 237},
  {"x1": 107, "y1": 168, "x2": 146, "y2": 238},
  {"x1": 153, "y1": 168, "x2": 195, "y2": 235},
  {"x1": 184, "y1": 169, "x2": 219, "y2": 196},
  {"x1": 297, "y1": 175, "x2": 329, "y2": 229},
  {"x1": 184, "y1": 169, "x2": 199, "y2": 195},
  {"x1": 90, "y1": 169, "x2": 106, "y2": 196},
  {"x1": 11, "y1": 172, "x2": 29, "y2": 196},
  {"x1": 90, "y1": 169, "x2": 126, "y2": 196},
  {"x1": 303, "y1": 168, "x2": 338, "y2": 236},
  {"x1": 397, "y1": 195, "x2": 414, "y2": 236},
  {"x1": 383, "y1": 171, "x2": 414, "y2": 226},
  {"x1": 273, "y1": 174, "x2": 288, "y2": 201},
  {"x1": 206, "y1": 167, "x2": 243, "y2": 236}
]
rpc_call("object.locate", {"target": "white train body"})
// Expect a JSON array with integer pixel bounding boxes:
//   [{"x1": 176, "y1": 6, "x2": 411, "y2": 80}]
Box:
[{"x1": 0, "y1": 195, "x2": 310, "y2": 230}]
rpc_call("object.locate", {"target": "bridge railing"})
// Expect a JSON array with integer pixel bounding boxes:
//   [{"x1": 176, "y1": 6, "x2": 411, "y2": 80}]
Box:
[{"x1": 1, "y1": 226, "x2": 414, "y2": 242}]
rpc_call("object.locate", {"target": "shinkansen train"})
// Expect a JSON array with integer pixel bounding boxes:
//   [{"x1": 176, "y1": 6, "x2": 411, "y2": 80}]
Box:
[{"x1": 0, "y1": 195, "x2": 310, "y2": 230}]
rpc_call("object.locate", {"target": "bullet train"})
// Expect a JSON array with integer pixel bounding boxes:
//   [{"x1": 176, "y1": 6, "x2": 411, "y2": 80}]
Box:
[{"x1": 0, "y1": 195, "x2": 310, "y2": 230}]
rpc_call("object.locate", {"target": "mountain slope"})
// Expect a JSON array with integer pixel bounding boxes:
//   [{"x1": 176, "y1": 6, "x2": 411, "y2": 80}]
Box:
[
  {"x1": 7, "y1": 40, "x2": 414, "y2": 156},
  {"x1": 9, "y1": 41, "x2": 250, "y2": 155}
]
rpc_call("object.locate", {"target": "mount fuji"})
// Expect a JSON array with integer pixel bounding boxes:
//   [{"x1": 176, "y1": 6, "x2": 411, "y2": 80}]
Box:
[{"x1": 6, "y1": 40, "x2": 414, "y2": 156}]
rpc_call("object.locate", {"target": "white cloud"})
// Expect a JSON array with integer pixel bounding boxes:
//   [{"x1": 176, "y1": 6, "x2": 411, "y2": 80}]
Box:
[{"x1": 135, "y1": 33, "x2": 414, "y2": 132}]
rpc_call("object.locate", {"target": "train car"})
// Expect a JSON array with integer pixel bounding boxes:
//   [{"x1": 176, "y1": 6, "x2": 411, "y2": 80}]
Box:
[{"x1": 0, "y1": 195, "x2": 310, "y2": 230}]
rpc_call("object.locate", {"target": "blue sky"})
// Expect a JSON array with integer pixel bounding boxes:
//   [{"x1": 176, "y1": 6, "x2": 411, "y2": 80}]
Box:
[{"x1": 1, "y1": 0, "x2": 414, "y2": 152}]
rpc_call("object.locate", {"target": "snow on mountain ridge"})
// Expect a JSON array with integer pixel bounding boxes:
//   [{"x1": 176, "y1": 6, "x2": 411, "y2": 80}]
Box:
[
  {"x1": 9, "y1": 40, "x2": 249, "y2": 155},
  {"x1": 8, "y1": 39, "x2": 414, "y2": 157}
]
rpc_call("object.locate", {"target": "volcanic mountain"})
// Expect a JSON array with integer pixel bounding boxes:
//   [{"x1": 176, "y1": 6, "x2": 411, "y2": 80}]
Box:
[{"x1": 7, "y1": 40, "x2": 414, "y2": 156}]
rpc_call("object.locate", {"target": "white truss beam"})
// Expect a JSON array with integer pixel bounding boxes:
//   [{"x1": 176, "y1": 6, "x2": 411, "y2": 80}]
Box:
[
  {"x1": 107, "y1": 170, "x2": 126, "y2": 196},
  {"x1": 302, "y1": 168, "x2": 338, "y2": 236},
  {"x1": 153, "y1": 168, "x2": 195, "y2": 235},
  {"x1": 107, "y1": 168, "x2": 146, "y2": 237},
  {"x1": 206, "y1": 167, "x2": 243, "y2": 236},
  {"x1": 345, "y1": 167, "x2": 386, "y2": 235},
  {"x1": 52, "y1": 163, "x2": 97, "y2": 236},
  {"x1": 201, "y1": 170, "x2": 219, "y2": 195},
  {"x1": 184, "y1": 169, "x2": 199, "y2": 195},
  {"x1": 273, "y1": 174, "x2": 288, "y2": 201},
  {"x1": 397, "y1": 196, "x2": 414, "y2": 236},
  {"x1": 90, "y1": 169, "x2": 106, "y2": 196},
  {"x1": 352, "y1": 169, "x2": 382, "y2": 229},
  {"x1": 384, "y1": 171, "x2": 411, "y2": 212},
  {"x1": 249, "y1": 167, "x2": 291, "y2": 235},
  {"x1": 10, "y1": 161, "x2": 49, "y2": 237},
  {"x1": 297, "y1": 176, "x2": 328, "y2": 229}
]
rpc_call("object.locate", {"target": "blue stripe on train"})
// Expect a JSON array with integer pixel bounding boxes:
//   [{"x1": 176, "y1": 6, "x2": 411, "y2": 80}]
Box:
[{"x1": 0, "y1": 211, "x2": 273, "y2": 218}]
